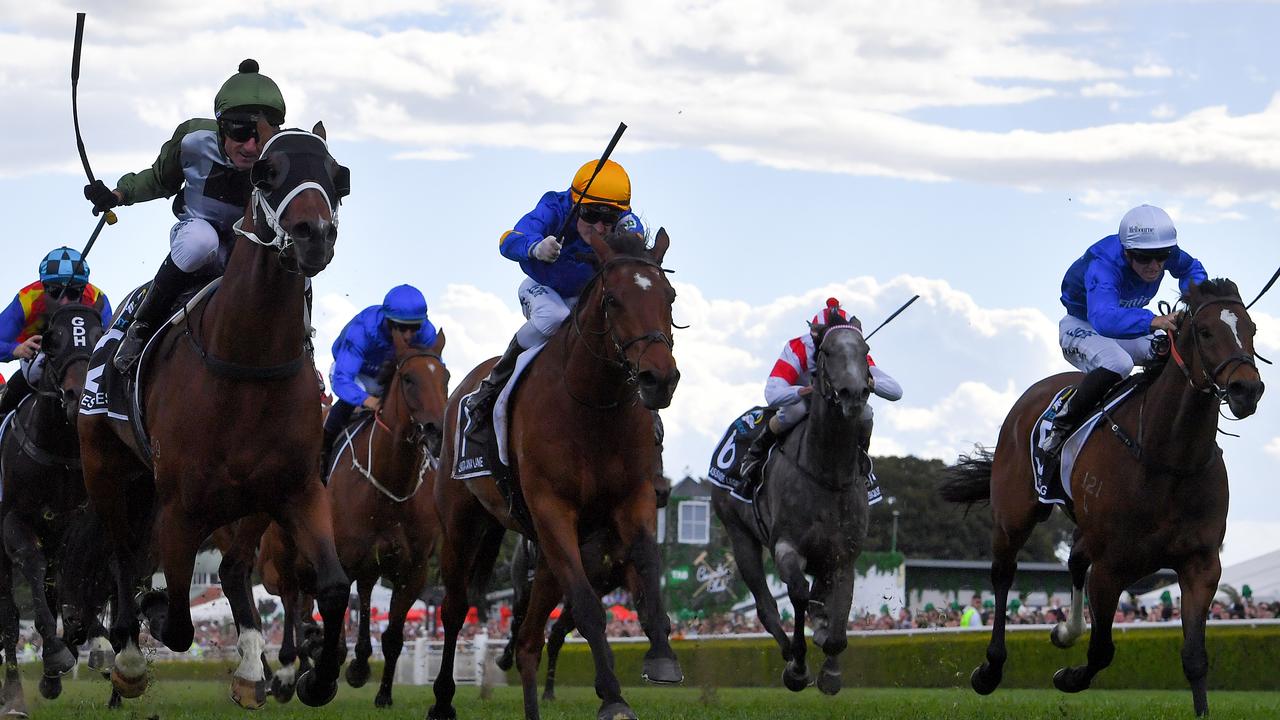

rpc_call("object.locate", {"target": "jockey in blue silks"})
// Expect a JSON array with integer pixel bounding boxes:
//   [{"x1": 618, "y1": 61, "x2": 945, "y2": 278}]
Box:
[
  {"x1": 1039, "y1": 204, "x2": 1208, "y2": 455},
  {"x1": 322, "y1": 284, "x2": 439, "y2": 464},
  {"x1": 462, "y1": 159, "x2": 645, "y2": 443}
]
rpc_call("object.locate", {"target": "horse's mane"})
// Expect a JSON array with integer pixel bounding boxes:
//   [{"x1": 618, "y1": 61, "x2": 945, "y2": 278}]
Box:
[
  {"x1": 374, "y1": 344, "x2": 435, "y2": 387},
  {"x1": 572, "y1": 228, "x2": 659, "y2": 307},
  {"x1": 1183, "y1": 278, "x2": 1241, "y2": 309}
]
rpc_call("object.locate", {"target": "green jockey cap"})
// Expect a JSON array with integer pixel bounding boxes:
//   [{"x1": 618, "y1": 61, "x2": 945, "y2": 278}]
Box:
[{"x1": 214, "y1": 59, "x2": 286, "y2": 125}]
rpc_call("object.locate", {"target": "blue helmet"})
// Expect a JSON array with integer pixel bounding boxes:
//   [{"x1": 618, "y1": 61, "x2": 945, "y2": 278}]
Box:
[
  {"x1": 382, "y1": 285, "x2": 428, "y2": 324},
  {"x1": 40, "y1": 247, "x2": 90, "y2": 285}
]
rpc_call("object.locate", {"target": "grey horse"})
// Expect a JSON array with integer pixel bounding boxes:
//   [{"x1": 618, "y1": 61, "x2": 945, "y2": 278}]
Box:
[{"x1": 711, "y1": 317, "x2": 871, "y2": 695}]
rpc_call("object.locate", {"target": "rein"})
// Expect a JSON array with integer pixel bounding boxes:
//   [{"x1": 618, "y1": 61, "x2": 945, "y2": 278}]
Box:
[
  {"x1": 563, "y1": 255, "x2": 674, "y2": 409},
  {"x1": 350, "y1": 350, "x2": 444, "y2": 503},
  {"x1": 6, "y1": 397, "x2": 81, "y2": 470},
  {"x1": 179, "y1": 289, "x2": 307, "y2": 381},
  {"x1": 1165, "y1": 297, "x2": 1258, "y2": 404}
]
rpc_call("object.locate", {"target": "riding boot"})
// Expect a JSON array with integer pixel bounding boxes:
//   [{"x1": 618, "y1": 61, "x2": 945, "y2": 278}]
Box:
[
  {"x1": 113, "y1": 255, "x2": 192, "y2": 373},
  {"x1": 1038, "y1": 367, "x2": 1123, "y2": 455},
  {"x1": 462, "y1": 337, "x2": 523, "y2": 444},
  {"x1": 320, "y1": 400, "x2": 357, "y2": 477},
  {"x1": 0, "y1": 369, "x2": 33, "y2": 417},
  {"x1": 739, "y1": 421, "x2": 779, "y2": 484}
]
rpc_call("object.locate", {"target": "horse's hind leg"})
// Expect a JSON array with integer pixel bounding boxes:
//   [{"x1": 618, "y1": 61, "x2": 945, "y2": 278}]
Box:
[
  {"x1": 720, "y1": 506, "x2": 789, "y2": 657},
  {"x1": 1053, "y1": 561, "x2": 1124, "y2": 695},
  {"x1": 618, "y1": 508, "x2": 681, "y2": 686},
  {"x1": 809, "y1": 565, "x2": 855, "y2": 696},
  {"x1": 2, "y1": 514, "x2": 75, "y2": 679},
  {"x1": 345, "y1": 575, "x2": 374, "y2": 689},
  {"x1": 1051, "y1": 532, "x2": 1090, "y2": 648},
  {"x1": 1175, "y1": 552, "x2": 1221, "y2": 717},
  {"x1": 542, "y1": 607, "x2": 575, "y2": 702},
  {"x1": 0, "y1": 552, "x2": 26, "y2": 716},
  {"x1": 515, "y1": 557, "x2": 563, "y2": 720},
  {"x1": 142, "y1": 503, "x2": 204, "y2": 653}
]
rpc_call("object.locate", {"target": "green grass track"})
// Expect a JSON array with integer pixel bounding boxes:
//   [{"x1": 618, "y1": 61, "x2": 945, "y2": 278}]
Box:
[{"x1": 13, "y1": 680, "x2": 1279, "y2": 719}]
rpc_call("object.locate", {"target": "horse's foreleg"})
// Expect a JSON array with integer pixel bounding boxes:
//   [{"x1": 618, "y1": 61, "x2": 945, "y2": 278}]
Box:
[
  {"x1": 534, "y1": 501, "x2": 632, "y2": 720},
  {"x1": 1053, "y1": 561, "x2": 1123, "y2": 695},
  {"x1": 774, "y1": 540, "x2": 811, "y2": 692},
  {"x1": 0, "y1": 552, "x2": 24, "y2": 711},
  {"x1": 619, "y1": 516, "x2": 681, "y2": 686},
  {"x1": 429, "y1": 516, "x2": 501, "y2": 720},
  {"x1": 2, "y1": 514, "x2": 74, "y2": 678},
  {"x1": 810, "y1": 565, "x2": 854, "y2": 696},
  {"x1": 1052, "y1": 535, "x2": 1090, "y2": 648},
  {"x1": 147, "y1": 504, "x2": 203, "y2": 652},
  {"x1": 345, "y1": 575, "x2": 375, "y2": 690},
  {"x1": 221, "y1": 515, "x2": 270, "y2": 708},
  {"x1": 971, "y1": 485, "x2": 1038, "y2": 697},
  {"x1": 542, "y1": 606, "x2": 575, "y2": 702},
  {"x1": 516, "y1": 557, "x2": 562, "y2": 720},
  {"x1": 270, "y1": 583, "x2": 300, "y2": 703},
  {"x1": 376, "y1": 570, "x2": 426, "y2": 709},
  {"x1": 722, "y1": 514, "x2": 788, "y2": 655},
  {"x1": 1176, "y1": 552, "x2": 1221, "y2": 717},
  {"x1": 276, "y1": 484, "x2": 347, "y2": 707}
]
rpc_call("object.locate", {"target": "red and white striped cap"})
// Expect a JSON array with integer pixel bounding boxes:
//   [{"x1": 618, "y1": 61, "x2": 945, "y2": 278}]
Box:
[{"x1": 811, "y1": 297, "x2": 847, "y2": 327}]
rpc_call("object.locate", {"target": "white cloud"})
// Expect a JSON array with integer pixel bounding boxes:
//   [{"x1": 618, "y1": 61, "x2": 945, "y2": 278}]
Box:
[
  {"x1": 1133, "y1": 63, "x2": 1173, "y2": 78},
  {"x1": 1150, "y1": 103, "x2": 1176, "y2": 119},
  {"x1": 1081, "y1": 82, "x2": 1142, "y2": 98}
]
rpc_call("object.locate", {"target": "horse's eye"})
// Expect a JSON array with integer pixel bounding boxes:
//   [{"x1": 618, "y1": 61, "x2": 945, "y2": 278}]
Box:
[
  {"x1": 1198, "y1": 327, "x2": 1213, "y2": 340},
  {"x1": 604, "y1": 294, "x2": 621, "y2": 308}
]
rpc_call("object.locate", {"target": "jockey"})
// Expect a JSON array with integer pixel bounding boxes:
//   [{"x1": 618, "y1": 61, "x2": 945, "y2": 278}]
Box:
[
  {"x1": 462, "y1": 159, "x2": 645, "y2": 442},
  {"x1": 1039, "y1": 204, "x2": 1208, "y2": 455},
  {"x1": 322, "y1": 285, "x2": 439, "y2": 465},
  {"x1": 740, "y1": 298, "x2": 902, "y2": 482},
  {"x1": 84, "y1": 59, "x2": 287, "y2": 372},
  {"x1": 0, "y1": 248, "x2": 112, "y2": 416}
]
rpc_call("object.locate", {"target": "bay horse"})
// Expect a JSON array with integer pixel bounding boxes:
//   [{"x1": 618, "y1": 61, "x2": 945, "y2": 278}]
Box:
[
  {"x1": 262, "y1": 330, "x2": 449, "y2": 708},
  {"x1": 78, "y1": 124, "x2": 352, "y2": 707},
  {"x1": 430, "y1": 228, "x2": 682, "y2": 720},
  {"x1": 0, "y1": 304, "x2": 102, "y2": 714},
  {"x1": 710, "y1": 316, "x2": 872, "y2": 695},
  {"x1": 940, "y1": 278, "x2": 1264, "y2": 717}
]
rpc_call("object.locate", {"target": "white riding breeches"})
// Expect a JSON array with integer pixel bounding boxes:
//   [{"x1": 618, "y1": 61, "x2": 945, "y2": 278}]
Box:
[
  {"x1": 1058, "y1": 314, "x2": 1156, "y2": 376},
  {"x1": 515, "y1": 278, "x2": 578, "y2": 349},
  {"x1": 170, "y1": 218, "x2": 230, "y2": 273}
]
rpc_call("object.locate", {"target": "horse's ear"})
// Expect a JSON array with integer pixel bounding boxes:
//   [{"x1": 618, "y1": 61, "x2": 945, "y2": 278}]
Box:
[
  {"x1": 312, "y1": 121, "x2": 326, "y2": 140},
  {"x1": 584, "y1": 230, "x2": 615, "y2": 266},
  {"x1": 431, "y1": 328, "x2": 446, "y2": 353},
  {"x1": 392, "y1": 328, "x2": 410, "y2": 354},
  {"x1": 652, "y1": 227, "x2": 670, "y2": 264}
]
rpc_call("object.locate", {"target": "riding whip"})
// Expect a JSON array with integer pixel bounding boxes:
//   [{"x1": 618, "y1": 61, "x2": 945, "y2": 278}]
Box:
[
  {"x1": 865, "y1": 295, "x2": 920, "y2": 340},
  {"x1": 1245, "y1": 263, "x2": 1280, "y2": 310},
  {"x1": 556, "y1": 121, "x2": 627, "y2": 240},
  {"x1": 72, "y1": 11, "x2": 118, "y2": 240}
]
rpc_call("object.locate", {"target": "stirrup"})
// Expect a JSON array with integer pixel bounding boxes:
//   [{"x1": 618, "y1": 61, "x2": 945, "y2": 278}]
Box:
[
  {"x1": 113, "y1": 324, "x2": 148, "y2": 373},
  {"x1": 1039, "y1": 425, "x2": 1069, "y2": 455}
]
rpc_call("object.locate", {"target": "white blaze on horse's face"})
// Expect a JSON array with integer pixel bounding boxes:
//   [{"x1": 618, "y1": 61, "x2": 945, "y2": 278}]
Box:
[
  {"x1": 633, "y1": 272, "x2": 653, "y2": 291},
  {"x1": 1220, "y1": 308, "x2": 1243, "y2": 349}
]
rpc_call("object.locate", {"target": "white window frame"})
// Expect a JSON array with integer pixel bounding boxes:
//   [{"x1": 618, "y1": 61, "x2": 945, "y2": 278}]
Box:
[
  {"x1": 656, "y1": 506, "x2": 667, "y2": 543},
  {"x1": 677, "y1": 500, "x2": 710, "y2": 544}
]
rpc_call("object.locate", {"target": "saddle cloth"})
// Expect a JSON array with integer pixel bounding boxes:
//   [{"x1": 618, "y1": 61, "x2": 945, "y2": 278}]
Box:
[
  {"x1": 452, "y1": 343, "x2": 546, "y2": 481},
  {"x1": 1030, "y1": 384, "x2": 1136, "y2": 506},
  {"x1": 706, "y1": 406, "x2": 882, "y2": 506}
]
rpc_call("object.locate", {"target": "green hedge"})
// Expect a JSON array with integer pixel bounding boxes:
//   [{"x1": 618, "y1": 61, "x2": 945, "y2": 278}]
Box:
[{"x1": 519, "y1": 625, "x2": 1280, "y2": 691}]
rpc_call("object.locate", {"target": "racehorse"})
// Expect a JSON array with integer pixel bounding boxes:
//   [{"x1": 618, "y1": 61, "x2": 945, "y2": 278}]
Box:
[
  {"x1": 263, "y1": 330, "x2": 448, "y2": 708},
  {"x1": 78, "y1": 124, "x2": 352, "y2": 707},
  {"x1": 430, "y1": 228, "x2": 682, "y2": 720},
  {"x1": 0, "y1": 304, "x2": 102, "y2": 714},
  {"x1": 940, "y1": 278, "x2": 1264, "y2": 717},
  {"x1": 710, "y1": 316, "x2": 873, "y2": 695}
]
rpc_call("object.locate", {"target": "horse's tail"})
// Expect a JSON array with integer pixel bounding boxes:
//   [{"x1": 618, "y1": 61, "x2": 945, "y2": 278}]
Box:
[{"x1": 939, "y1": 446, "x2": 994, "y2": 507}]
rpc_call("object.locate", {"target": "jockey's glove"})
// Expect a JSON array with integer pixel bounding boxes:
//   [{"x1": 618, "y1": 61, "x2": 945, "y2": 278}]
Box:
[
  {"x1": 84, "y1": 180, "x2": 119, "y2": 215},
  {"x1": 530, "y1": 235, "x2": 562, "y2": 263}
]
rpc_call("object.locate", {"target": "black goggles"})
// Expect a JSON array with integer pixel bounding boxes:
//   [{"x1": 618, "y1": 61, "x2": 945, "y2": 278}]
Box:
[
  {"x1": 388, "y1": 320, "x2": 423, "y2": 332},
  {"x1": 43, "y1": 283, "x2": 85, "y2": 301},
  {"x1": 1127, "y1": 248, "x2": 1172, "y2": 264},
  {"x1": 219, "y1": 117, "x2": 259, "y2": 144},
  {"x1": 578, "y1": 204, "x2": 623, "y2": 226}
]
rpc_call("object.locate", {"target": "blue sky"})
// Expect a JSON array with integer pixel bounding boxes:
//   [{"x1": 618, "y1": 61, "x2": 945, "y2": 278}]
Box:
[{"x1": 3, "y1": 0, "x2": 1280, "y2": 567}]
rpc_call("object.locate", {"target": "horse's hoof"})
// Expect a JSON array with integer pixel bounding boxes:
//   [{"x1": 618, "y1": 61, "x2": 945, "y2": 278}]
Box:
[
  {"x1": 542, "y1": 691, "x2": 557, "y2": 702},
  {"x1": 816, "y1": 667, "x2": 842, "y2": 696},
  {"x1": 374, "y1": 691, "x2": 393, "y2": 708},
  {"x1": 1050, "y1": 624, "x2": 1076, "y2": 649},
  {"x1": 1, "y1": 689, "x2": 28, "y2": 718},
  {"x1": 782, "y1": 661, "x2": 811, "y2": 692},
  {"x1": 641, "y1": 656, "x2": 684, "y2": 685},
  {"x1": 345, "y1": 659, "x2": 371, "y2": 688},
  {"x1": 970, "y1": 664, "x2": 1001, "y2": 696},
  {"x1": 495, "y1": 653, "x2": 513, "y2": 672},
  {"x1": 43, "y1": 645, "x2": 77, "y2": 678},
  {"x1": 427, "y1": 704, "x2": 457, "y2": 720},
  {"x1": 229, "y1": 675, "x2": 267, "y2": 709},
  {"x1": 107, "y1": 691, "x2": 123, "y2": 709},
  {"x1": 37, "y1": 674, "x2": 61, "y2": 701},
  {"x1": 87, "y1": 639, "x2": 116, "y2": 673},
  {"x1": 597, "y1": 701, "x2": 638, "y2": 720},
  {"x1": 1053, "y1": 667, "x2": 1090, "y2": 694},
  {"x1": 271, "y1": 673, "x2": 296, "y2": 704},
  {"x1": 295, "y1": 670, "x2": 337, "y2": 707},
  {"x1": 110, "y1": 667, "x2": 148, "y2": 699}
]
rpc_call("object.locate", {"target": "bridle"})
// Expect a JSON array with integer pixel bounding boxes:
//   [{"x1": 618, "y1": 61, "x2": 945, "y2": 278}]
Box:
[
  {"x1": 565, "y1": 255, "x2": 677, "y2": 408},
  {"x1": 1166, "y1": 296, "x2": 1259, "y2": 402},
  {"x1": 813, "y1": 324, "x2": 867, "y2": 408},
  {"x1": 351, "y1": 350, "x2": 446, "y2": 503}
]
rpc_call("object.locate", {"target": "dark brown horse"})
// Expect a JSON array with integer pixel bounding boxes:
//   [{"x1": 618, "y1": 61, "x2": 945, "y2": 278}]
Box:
[
  {"x1": 430, "y1": 228, "x2": 682, "y2": 720},
  {"x1": 78, "y1": 125, "x2": 351, "y2": 707},
  {"x1": 941, "y1": 278, "x2": 1264, "y2": 717},
  {"x1": 263, "y1": 330, "x2": 448, "y2": 708},
  {"x1": 0, "y1": 304, "x2": 103, "y2": 715}
]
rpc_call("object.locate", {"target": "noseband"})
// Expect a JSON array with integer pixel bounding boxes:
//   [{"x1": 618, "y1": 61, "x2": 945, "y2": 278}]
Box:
[
  {"x1": 375, "y1": 350, "x2": 447, "y2": 448},
  {"x1": 1168, "y1": 297, "x2": 1258, "y2": 401},
  {"x1": 571, "y1": 256, "x2": 675, "y2": 387}
]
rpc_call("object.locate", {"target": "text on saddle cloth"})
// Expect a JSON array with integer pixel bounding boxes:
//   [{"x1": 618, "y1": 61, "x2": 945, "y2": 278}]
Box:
[
  {"x1": 453, "y1": 343, "x2": 546, "y2": 481},
  {"x1": 707, "y1": 406, "x2": 883, "y2": 506},
  {"x1": 1030, "y1": 384, "x2": 1137, "y2": 507}
]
